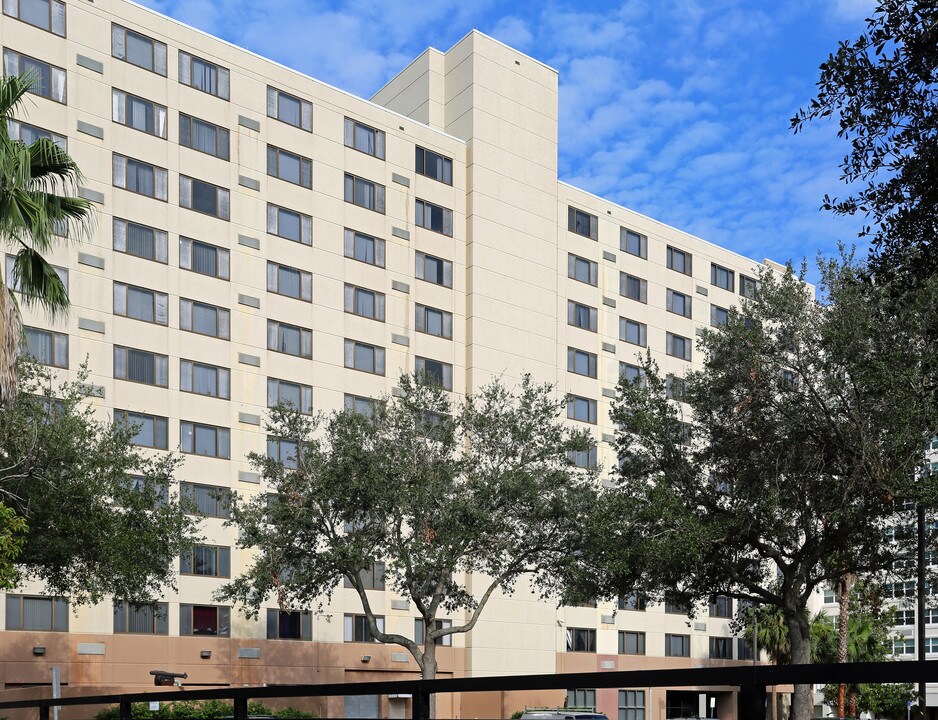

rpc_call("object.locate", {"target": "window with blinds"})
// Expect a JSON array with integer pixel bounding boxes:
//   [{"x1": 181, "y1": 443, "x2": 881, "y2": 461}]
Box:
[{"x1": 113, "y1": 218, "x2": 167, "y2": 262}]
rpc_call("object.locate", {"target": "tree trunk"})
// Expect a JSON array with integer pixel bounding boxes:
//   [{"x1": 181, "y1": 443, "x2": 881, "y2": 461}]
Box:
[
  {"x1": 420, "y1": 640, "x2": 438, "y2": 719},
  {"x1": 837, "y1": 575, "x2": 855, "y2": 718},
  {"x1": 847, "y1": 687, "x2": 857, "y2": 718},
  {"x1": 0, "y1": 287, "x2": 20, "y2": 405},
  {"x1": 787, "y1": 609, "x2": 813, "y2": 720}
]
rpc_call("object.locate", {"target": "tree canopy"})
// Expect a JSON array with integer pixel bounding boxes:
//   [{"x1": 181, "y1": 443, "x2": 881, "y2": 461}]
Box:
[
  {"x1": 571, "y1": 258, "x2": 937, "y2": 720},
  {"x1": 219, "y1": 373, "x2": 597, "y2": 706},
  {"x1": 792, "y1": 0, "x2": 938, "y2": 287},
  {"x1": 0, "y1": 358, "x2": 198, "y2": 602}
]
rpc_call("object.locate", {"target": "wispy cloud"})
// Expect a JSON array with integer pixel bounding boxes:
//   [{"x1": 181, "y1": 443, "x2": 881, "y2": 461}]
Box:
[{"x1": 138, "y1": 0, "x2": 871, "y2": 278}]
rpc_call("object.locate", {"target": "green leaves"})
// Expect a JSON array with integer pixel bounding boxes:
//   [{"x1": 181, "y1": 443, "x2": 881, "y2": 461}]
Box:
[
  {"x1": 219, "y1": 373, "x2": 598, "y2": 675},
  {"x1": 0, "y1": 357, "x2": 199, "y2": 603}
]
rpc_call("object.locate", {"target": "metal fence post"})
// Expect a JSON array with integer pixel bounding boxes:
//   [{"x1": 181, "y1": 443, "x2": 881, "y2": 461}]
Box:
[
  {"x1": 234, "y1": 696, "x2": 248, "y2": 720},
  {"x1": 39, "y1": 705, "x2": 50, "y2": 720},
  {"x1": 119, "y1": 701, "x2": 132, "y2": 720},
  {"x1": 412, "y1": 680, "x2": 429, "y2": 720}
]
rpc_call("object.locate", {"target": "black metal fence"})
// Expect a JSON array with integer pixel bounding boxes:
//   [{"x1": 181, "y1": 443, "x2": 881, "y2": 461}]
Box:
[{"x1": 1, "y1": 661, "x2": 937, "y2": 720}]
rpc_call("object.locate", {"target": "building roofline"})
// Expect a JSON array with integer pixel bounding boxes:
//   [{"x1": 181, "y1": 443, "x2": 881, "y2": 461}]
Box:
[
  {"x1": 120, "y1": 0, "x2": 467, "y2": 145},
  {"x1": 558, "y1": 180, "x2": 792, "y2": 275}
]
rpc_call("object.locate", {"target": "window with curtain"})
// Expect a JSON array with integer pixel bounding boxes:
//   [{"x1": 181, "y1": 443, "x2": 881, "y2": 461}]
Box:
[
  {"x1": 115, "y1": 410, "x2": 168, "y2": 449},
  {"x1": 415, "y1": 146, "x2": 452, "y2": 184},
  {"x1": 23, "y1": 326, "x2": 67, "y2": 368},
  {"x1": 180, "y1": 545, "x2": 230, "y2": 577},
  {"x1": 5, "y1": 596, "x2": 69, "y2": 631},
  {"x1": 4, "y1": 0, "x2": 67, "y2": 35},
  {"x1": 113, "y1": 601, "x2": 168, "y2": 634}
]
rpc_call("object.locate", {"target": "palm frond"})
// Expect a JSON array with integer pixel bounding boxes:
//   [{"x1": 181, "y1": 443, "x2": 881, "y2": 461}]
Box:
[
  {"x1": 0, "y1": 75, "x2": 34, "y2": 136},
  {"x1": 8, "y1": 247, "x2": 69, "y2": 318}
]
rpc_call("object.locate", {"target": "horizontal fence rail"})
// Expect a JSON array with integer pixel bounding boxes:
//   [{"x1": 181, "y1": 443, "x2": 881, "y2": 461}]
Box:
[{"x1": 1, "y1": 661, "x2": 937, "y2": 720}]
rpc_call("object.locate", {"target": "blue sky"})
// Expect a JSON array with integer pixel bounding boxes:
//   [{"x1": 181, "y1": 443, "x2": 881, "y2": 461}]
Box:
[{"x1": 139, "y1": 0, "x2": 875, "y2": 280}]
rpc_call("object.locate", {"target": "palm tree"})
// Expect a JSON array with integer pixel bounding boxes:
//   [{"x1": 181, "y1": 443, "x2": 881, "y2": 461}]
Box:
[{"x1": 0, "y1": 74, "x2": 93, "y2": 402}]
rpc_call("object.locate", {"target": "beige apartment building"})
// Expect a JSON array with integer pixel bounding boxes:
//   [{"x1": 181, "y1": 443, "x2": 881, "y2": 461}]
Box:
[{"x1": 1, "y1": 1, "x2": 786, "y2": 718}]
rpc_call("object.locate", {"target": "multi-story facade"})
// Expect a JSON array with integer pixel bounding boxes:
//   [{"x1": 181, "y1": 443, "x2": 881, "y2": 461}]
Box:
[{"x1": 1, "y1": 1, "x2": 787, "y2": 718}]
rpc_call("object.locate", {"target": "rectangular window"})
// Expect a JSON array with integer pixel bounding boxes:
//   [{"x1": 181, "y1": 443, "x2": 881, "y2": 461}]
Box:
[
  {"x1": 344, "y1": 339, "x2": 385, "y2": 375},
  {"x1": 6, "y1": 119, "x2": 66, "y2": 149},
  {"x1": 344, "y1": 229, "x2": 385, "y2": 267},
  {"x1": 567, "y1": 396, "x2": 597, "y2": 424},
  {"x1": 23, "y1": 326, "x2": 67, "y2": 368},
  {"x1": 740, "y1": 274, "x2": 759, "y2": 299},
  {"x1": 620, "y1": 363, "x2": 644, "y2": 386},
  {"x1": 5, "y1": 595, "x2": 69, "y2": 631},
  {"x1": 266, "y1": 86, "x2": 312, "y2": 130},
  {"x1": 568, "y1": 254, "x2": 598, "y2": 286},
  {"x1": 665, "y1": 597, "x2": 690, "y2": 614},
  {"x1": 178, "y1": 52, "x2": 229, "y2": 99},
  {"x1": 179, "y1": 113, "x2": 229, "y2": 160},
  {"x1": 568, "y1": 301, "x2": 598, "y2": 332},
  {"x1": 180, "y1": 299, "x2": 230, "y2": 339},
  {"x1": 415, "y1": 199, "x2": 453, "y2": 236},
  {"x1": 709, "y1": 637, "x2": 732, "y2": 659},
  {"x1": 665, "y1": 374, "x2": 686, "y2": 401},
  {"x1": 665, "y1": 633, "x2": 690, "y2": 657},
  {"x1": 267, "y1": 262, "x2": 312, "y2": 302},
  {"x1": 267, "y1": 437, "x2": 299, "y2": 469},
  {"x1": 925, "y1": 638, "x2": 938, "y2": 654},
  {"x1": 344, "y1": 284, "x2": 386, "y2": 322},
  {"x1": 179, "y1": 176, "x2": 229, "y2": 219},
  {"x1": 180, "y1": 545, "x2": 230, "y2": 577},
  {"x1": 415, "y1": 146, "x2": 453, "y2": 185},
  {"x1": 568, "y1": 206, "x2": 598, "y2": 240},
  {"x1": 567, "y1": 348, "x2": 598, "y2": 378},
  {"x1": 180, "y1": 482, "x2": 230, "y2": 518},
  {"x1": 666, "y1": 332, "x2": 692, "y2": 361},
  {"x1": 710, "y1": 305, "x2": 728, "y2": 326},
  {"x1": 415, "y1": 357, "x2": 453, "y2": 391},
  {"x1": 667, "y1": 289, "x2": 692, "y2": 318},
  {"x1": 738, "y1": 638, "x2": 754, "y2": 660},
  {"x1": 893, "y1": 638, "x2": 915, "y2": 655},
  {"x1": 266, "y1": 608, "x2": 311, "y2": 640},
  {"x1": 618, "y1": 631, "x2": 645, "y2": 655},
  {"x1": 114, "y1": 410, "x2": 168, "y2": 449},
  {"x1": 926, "y1": 609, "x2": 938, "y2": 624},
  {"x1": 112, "y1": 90, "x2": 167, "y2": 138},
  {"x1": 345, "y1": 394, "x2": 377, "y2": 417},
  {"x1": 711, "y1": 263, "x2": 735, "y2": 291},
  {"x1": 566, "y1": 627, "x2": 597, "y2": 652},
  {"x1": 620, "y1": 318, "x2": 647, "y2": 347},
  {"x1": 567, "y1": 689, "x2": 595, "y2": 709},
  {"x1": 113, "y1": 346, "x2": 168, "y2": 387},
  {"x1": 344, "y1": 561, "x2": 385, "y2": 590},
  {"x1": 620, "y1": 273, "x2": 647, "y2": 303},
  {"x1": 179, "y1": 422, "x2": 230, "y2": 459},
  {"x1": 3, "y1": 50, "x2": 66, "y2": 103},
  {"x1": 113, "y1": 282, "x2": 168, "y2": 325},
  {"x1": 618, "y1": 690, "x2": 645, "y2": 720},
  {"x1": 179, "y1": 237, "x2": 230, "y2": 280},
  {"x1": 621, "y1": 228, "x2": 647, "y2": 259},
  {"x1": 267, "y1": 145, "x2": 312, "y2": 188},
  {"x1": 111, "y1": 24, "x2": 167, "y2": 75},
  {"x1": 344, "y1": 614, "x2": 385, "y2": 643},
  {"x1": 180, "y1": 604, "x2": 230, "y2": 637},
  {"x1": 895, "y1": 610, "x2": 915, "y2": 625},
  {"x1": 667, "y1": 246, "x2": 693, "y2": 276},
  {"x1": 5, "y1": 256, "x2": 67, "y2": 296},
  {"x1": 415, "y1": 618, "x2": 453, "y2": 646},
  {"x1": 113, "y1": 601, "x2": 168, "y2": 634},
  {"x1": 267, "y1": 204, "x2": 312, "y2": 245},
  {"x1": 267, "y1": 378, "x2": 313, "y2": 414},
  {"x1": 415, "y1": 304, "x2": 453, "y2": 339},
  {"x1": 344, "y1": 118, "x2": 385, "y2": 159},
  {"x1": 618, "y1": 592, "x2": 646, "y2": 611},
  {"x1": 3, "y1": 0, "x2": 66, "y2": 35},
  {"x1": 112, "y1": 154, "x2": 168, "y2": 201},
  {"x1": 344, "y1": 173, "x2": 385, "y2": 213},
  {"x1": 567, "y1": 447, "x2": 597, "y2": 469},
  {"x1": 267, "y1": 320, "x2": 312, "y2": 358},
  {"x1": 180, "y1": 360, "x2": 230, "y2": 399},
  {"x1": 415, "y1": 251, "x2": 453, "y2": 287},
  {"x1": 112, "y1": 218, "x2": 167, "y2": 263}
]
